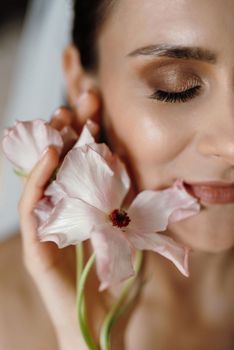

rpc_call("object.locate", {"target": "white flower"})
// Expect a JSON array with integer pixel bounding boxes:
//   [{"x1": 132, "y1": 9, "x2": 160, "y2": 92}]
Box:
[
  {"x1": 39, "y1": 141, "x2": 200, "y2": 291},
  {"x1": 34, "y1": 121, "x2": 97, "y2": 224},
  {"x1": 2, "y1": 119, "x2": 64, "y2": 175}
]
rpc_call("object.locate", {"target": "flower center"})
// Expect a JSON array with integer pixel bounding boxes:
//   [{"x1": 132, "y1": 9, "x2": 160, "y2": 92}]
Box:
[{"x1": 109, "y1": 209, "x2": 131, "y2": 228}]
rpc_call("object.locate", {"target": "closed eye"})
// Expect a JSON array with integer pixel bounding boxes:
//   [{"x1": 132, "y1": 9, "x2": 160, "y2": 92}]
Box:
[{"x1": 149, "y1": 85, "x2": 202, "y2": 103}]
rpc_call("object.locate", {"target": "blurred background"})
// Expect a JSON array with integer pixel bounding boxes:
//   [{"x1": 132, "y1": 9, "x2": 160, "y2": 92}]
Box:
[
  {"x1": 0, "y1": 4, "x2": 73, "y2": 348},
  {"x1": 0, "y1": 1, "x2": 28, "y2": 119},
  {"x1": 0, "y1": 0, "x2": 72, "y2": 241},
  {"x1": 0, "y1": 0, "x2": 28, "y2": 241}
]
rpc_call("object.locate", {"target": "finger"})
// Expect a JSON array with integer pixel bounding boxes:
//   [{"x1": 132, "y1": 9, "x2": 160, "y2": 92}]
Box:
[
  {"x1": 20, "y1": 146, "x2": 59, "y2": 215},
  {"x1": 19, "y1": 147, "x2": 59, "y2": 245},
  {"x1": 73, "y1": 90, "x2": 101, "y2": 131},
  {"x1": 72, "y1": 90, "x2": 101, "y2": 134},
  {"x1": 50, "y1": 106, "x2": 75, "y2": 131},
  {"x1": 86, "y1": 119, "x2": 100, "y2": 140}
]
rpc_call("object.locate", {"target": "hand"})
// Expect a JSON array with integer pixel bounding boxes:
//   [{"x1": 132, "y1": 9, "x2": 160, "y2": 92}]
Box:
[
  {"x1": 18, "y1": 103, "x2": 103, "y2": 349},
  {"x1": 18, "y1": 99, "x2": 140, "y2": 350}
]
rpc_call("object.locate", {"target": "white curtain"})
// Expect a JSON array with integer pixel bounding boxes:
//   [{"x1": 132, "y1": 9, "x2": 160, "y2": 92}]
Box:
[{"x1": 0, "y1": 0, "x2": 73, "y2": 240}]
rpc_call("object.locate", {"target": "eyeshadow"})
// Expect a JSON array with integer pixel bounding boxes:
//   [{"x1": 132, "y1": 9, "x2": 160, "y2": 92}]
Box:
[{"x1": 144, "y1": 65, "x2": 202, "y2": 91}]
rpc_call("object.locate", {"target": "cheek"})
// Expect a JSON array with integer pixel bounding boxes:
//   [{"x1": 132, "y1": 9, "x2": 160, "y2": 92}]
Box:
[{"x1": 102, "y1": 93, "x2": 191, "y2": 188}]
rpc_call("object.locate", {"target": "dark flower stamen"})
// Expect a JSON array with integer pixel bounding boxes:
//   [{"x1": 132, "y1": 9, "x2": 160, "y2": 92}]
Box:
[{"x1": 109, "y1": 209, "x2": 131, "y2": 228}]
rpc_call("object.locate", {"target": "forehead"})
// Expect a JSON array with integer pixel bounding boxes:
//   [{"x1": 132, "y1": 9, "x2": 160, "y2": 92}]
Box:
[{"x1": 98, "y1": 0, "x2": 234, "y2": 62}]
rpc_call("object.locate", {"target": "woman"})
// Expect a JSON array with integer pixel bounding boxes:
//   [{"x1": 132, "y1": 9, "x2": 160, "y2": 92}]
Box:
[{"x1": 5, "y1": 0, "x2": 234, "y2": 349}]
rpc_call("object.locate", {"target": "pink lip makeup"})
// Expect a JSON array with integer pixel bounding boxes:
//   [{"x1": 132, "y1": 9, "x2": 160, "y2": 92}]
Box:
[{"x1": 184, "y1": 181, "x2": 234, "y2": 204}]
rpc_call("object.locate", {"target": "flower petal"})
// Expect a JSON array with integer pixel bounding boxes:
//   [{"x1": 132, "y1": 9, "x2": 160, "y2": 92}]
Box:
[
  {"x1": 90, "y1": 224, "x2": 135, "y2": 291},
  {"x1": 34, "y1": 197, "x2": 54, "y2": 225},
  {"x1": 2, "y1": 120, "x2": 63, "y2": 173},
  {"x1": 168, "y1": 179, "x2": 201, "y2": 223},
  {"x1": 57, "y1": 144, "x2": 130, "y2": 212},
  {"x1": 89, "y1": 143, "x2": 130, "y2": 196},
  {"x1": 38, "y1": 197, "x2": 105, "y2": 248},
  {"x1": 128, "y1": 181, "x2": 200, "y2": 233},
  {"x1": 128, "y1": 230, "x2": 189, "y2": 277},
  {"x1": 73, "y1": 121, "x2": 96, "y2": 148},
  {"x1": 44, "y1": 181, "x2": 66, "y2": 205}
]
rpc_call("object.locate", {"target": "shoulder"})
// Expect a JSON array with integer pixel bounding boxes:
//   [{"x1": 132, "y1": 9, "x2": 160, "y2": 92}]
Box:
[{"x1": 0, "y1": 234, "x2": 58, "y2": 350}]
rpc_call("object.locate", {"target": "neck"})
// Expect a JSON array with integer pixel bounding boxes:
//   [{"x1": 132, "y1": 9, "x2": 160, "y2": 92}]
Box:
[
  {"x1": 143, "y1": 247, "x2": 233, "y2": 299},
  {"x1": 188, "y1": 247, "x2": 233, "y2": 279}
]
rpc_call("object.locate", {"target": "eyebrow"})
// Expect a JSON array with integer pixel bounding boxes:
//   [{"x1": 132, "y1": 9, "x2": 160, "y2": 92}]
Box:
[{"x1": 127, "y1": 44, "x2": 217, "y2": 64}]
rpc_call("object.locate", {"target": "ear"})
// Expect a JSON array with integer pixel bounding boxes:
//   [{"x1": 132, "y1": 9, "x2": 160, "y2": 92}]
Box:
[{"x1": 62, "y1": 45, "x2": 101, "y2": 125}]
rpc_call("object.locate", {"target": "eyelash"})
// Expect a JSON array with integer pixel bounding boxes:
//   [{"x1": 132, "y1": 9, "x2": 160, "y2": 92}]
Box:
[{"x1": 149, "y1": 85, "x2": 202, "y2": 103}]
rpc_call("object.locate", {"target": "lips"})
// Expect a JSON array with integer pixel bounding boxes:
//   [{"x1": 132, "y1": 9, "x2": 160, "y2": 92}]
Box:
[{"x1": 184, "y1": 181, "x2": 234, "y2": 204}]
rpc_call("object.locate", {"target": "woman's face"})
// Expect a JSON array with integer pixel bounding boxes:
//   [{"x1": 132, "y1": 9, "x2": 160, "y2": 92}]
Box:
[{"x1": 93, "y1": 0, "x2": 234, "y2": 253}]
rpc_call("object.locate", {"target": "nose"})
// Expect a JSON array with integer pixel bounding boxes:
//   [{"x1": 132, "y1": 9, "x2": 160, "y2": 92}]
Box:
[
  {"x1": 197, "y1": 132, "x2": 234, "y2": 165},
  {"x1": 196, "y1": 101, "x2": 234, "y2": 166}
]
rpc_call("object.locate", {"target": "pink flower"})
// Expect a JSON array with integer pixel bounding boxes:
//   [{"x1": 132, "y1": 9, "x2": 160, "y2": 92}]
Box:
[
  {"x1": 2, "y1": 119, "x2": 79, "y2": 176},
  {"x1": 39, "y1": 141, "x2": 200, "y2": 291},
  {"x1": 34, "y1": 121, "x2": 97, "y2": 224},
  {"x1": 2, "y1": 120, "x2": 63, "y2": 175}
]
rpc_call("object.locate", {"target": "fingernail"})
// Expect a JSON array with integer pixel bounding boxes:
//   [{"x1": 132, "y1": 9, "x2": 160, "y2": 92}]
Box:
[
  {"x1": 86, "y1": 119, "x2": 99, "y2": 135},
  {"x1": 40, "y1": 147, "x2": 50, "y2": 160},
  {"x1": 86, "y1": 119, "x2": 95, "y2": 126},
  {"x1": 75, "y1": 91, "x2": 90, "y2": 108}
]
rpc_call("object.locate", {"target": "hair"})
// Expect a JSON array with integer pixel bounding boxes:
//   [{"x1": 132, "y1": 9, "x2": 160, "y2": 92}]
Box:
[
  {"x1": 72, "y1": 0, "x2": 116, "y2": 71},
  {"x1": 0, "y1": 0, "x2": 28, "y2": 29}
]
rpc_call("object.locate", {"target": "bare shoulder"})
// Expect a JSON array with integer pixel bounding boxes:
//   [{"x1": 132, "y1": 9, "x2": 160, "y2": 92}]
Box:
[{"x1": 0, "y1": 234, "x2": 58, "y2": 350}]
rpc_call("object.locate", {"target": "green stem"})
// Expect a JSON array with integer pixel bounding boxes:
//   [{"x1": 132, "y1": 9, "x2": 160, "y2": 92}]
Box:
[
  {"x1": 14, "y1": 168, "x2": 27, "y2": 178},
  {"x1": 76, "y1": 249, "x2": 98, "y2": 350},
  {"x1": 76, "y1": 243, "x2": 85, "y2": 326},
  {"x1": 110, "y1": 277, "x2": 147, "y2": 325},
  {"x1": 76, "y1": 243, "x2": 84, "y2": 283},
  {"x1": 99, "y1": 251, "x2": 144, "y2": 350}
]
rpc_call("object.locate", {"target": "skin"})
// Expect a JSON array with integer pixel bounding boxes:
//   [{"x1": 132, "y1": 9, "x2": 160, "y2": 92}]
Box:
[
  {"x1": 94, "y1": 0, "x2": 234, "y2": 253},
  {"x1": 12, "y1": 0, "x2": 234, "y2": 349}
]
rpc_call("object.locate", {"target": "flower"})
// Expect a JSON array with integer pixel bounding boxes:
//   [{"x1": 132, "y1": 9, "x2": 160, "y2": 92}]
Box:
[
  {"x1": 39, "y1": 140, "x2": 200, "y2": 291},
  {"x1": 34, "y1": 121, "x2": 97, "y2": 224},
  {"x1": 2, "y1": 119, "x2": 63, "y2": 175},
  {"x1": 2, "y1": 119, "x2": 78, "y2": 176}
]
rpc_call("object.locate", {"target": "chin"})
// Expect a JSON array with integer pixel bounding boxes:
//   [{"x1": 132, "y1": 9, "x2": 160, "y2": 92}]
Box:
[{"x1": 167, "y1": 208, "x2": 234, "y2": 254}]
